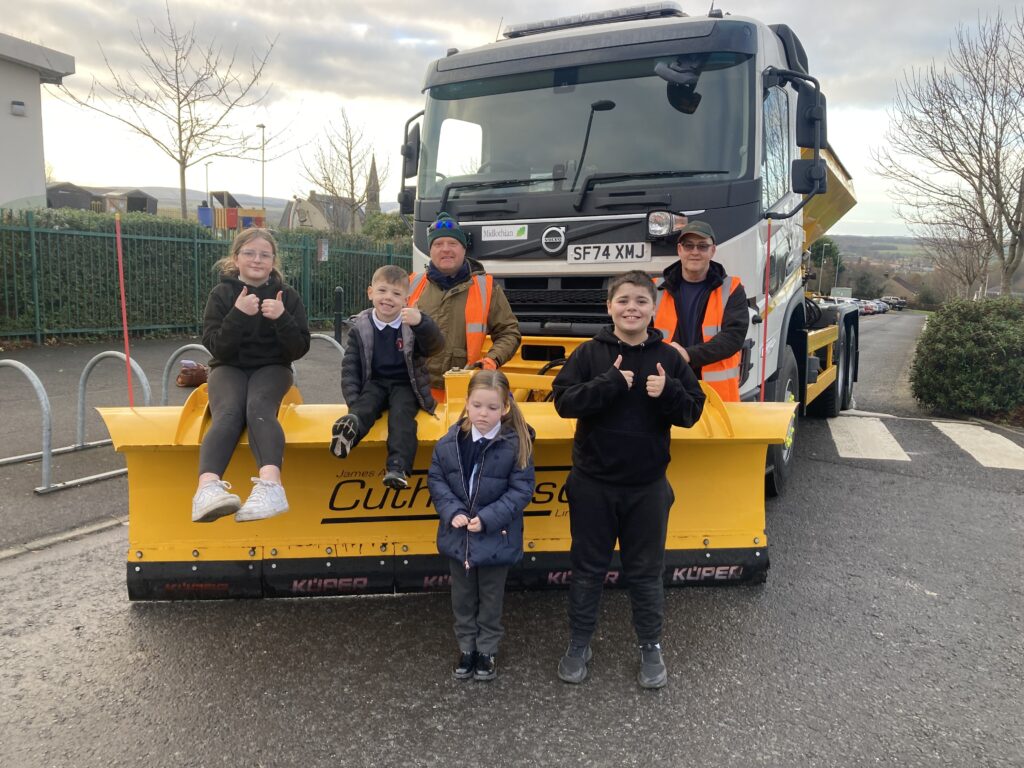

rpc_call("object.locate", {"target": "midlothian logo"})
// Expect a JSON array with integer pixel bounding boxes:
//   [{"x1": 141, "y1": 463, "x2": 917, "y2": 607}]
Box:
[{"x1": 482, "y1": 224, "x2": 528, "y2": 241}]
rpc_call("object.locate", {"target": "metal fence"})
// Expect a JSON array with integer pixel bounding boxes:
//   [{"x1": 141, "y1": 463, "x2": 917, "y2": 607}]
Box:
[{"x1": 0, "y1": 209, "x2": 411, "y2": 343}]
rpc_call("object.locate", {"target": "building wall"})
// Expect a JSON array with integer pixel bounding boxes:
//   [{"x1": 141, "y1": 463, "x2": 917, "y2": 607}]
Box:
[{"x1": 0, "y1": 58, "x2": 46, "y2": 208}]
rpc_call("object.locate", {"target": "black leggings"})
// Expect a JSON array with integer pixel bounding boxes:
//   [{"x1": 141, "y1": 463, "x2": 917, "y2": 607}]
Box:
[{"x1": 198, "y1": 364, "x2": 293, "y2": 476}]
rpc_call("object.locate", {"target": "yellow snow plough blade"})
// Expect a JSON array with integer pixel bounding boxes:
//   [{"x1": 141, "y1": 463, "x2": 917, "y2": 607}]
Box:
[{"x1": 100, "y1": 341, "x2": 795, "y2": 600}]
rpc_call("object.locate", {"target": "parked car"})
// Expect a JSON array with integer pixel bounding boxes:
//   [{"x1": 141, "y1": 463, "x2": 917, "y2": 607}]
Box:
[{"x1": 880, "y1": 296, "x2": 907, "y2": 311}]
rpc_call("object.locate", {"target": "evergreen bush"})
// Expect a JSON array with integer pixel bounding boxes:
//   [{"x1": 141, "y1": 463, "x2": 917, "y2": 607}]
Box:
[
  {"x1": 909, "y1": 297, "x2": 1024, "y2": 417},
  {"x1": 0, "y1": 208, "x2": 411, "y2": 340}
]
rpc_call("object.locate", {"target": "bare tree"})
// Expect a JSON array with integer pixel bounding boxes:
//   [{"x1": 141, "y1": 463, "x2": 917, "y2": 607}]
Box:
[
  {"x1": 916, "y1": 220, "x2": 992, "y2": 299},
  {"x1": 57, "y1": 2, "x2": 275, "y2": 218},
  {"x1": 873, "y1": 11, "x2": 1024, "y2": 295},
  {"x1": 300, "y1": 109, "x2": 389, "y2": 233}
]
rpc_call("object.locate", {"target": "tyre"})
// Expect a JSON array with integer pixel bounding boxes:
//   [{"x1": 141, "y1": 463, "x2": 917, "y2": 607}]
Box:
[
  {"x1": 841, "y1": 325, "x2": 856, "y2": 411},
  {"x1": 809, "y1": 328, "x2": 845, "y2": 418},
  {"x1": 765, "y1": 346, "x2": 798, "y2": 498}
]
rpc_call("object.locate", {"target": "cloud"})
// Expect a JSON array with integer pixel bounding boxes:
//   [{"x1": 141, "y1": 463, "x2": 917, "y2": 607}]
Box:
[
  {"x1": 3, "y1": 0, "x2": 1012, "y2": 235},
  {"x1": 8, "y1": 0, "x2": 1008, "y2": 110}
]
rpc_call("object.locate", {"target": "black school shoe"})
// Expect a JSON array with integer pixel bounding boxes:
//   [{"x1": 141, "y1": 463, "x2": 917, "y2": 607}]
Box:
[
  {"x1": 453, "y1": 651, "x2": 477, "y2": 680},
  {"x1": 473, "y1": 653, "x2": 496, "y2": 681}
]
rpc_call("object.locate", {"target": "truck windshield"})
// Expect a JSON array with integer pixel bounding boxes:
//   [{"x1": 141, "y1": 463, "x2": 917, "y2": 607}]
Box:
[{"x1": 419, "y1": 52, "x2": 753, "y2": 201}]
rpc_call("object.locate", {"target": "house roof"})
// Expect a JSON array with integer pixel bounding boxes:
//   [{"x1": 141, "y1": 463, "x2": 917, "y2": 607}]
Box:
[{"x1": 0, "y1": 33, "x2": 75, "y2": 84}]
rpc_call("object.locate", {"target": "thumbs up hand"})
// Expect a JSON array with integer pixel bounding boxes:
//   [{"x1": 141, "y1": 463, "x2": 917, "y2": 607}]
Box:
[
  {"x1": 260, "y1": 290, "x2": 285, "y2": 320},
  {"x1": 235, "y1": 285, "x2": 260, "y2": 316},
  {"x1": 646, "y1": 362, "x2": 667, "y2": 398},
  {"x1": 612, "y1": 354, "x2": 634, "y2": 389}
]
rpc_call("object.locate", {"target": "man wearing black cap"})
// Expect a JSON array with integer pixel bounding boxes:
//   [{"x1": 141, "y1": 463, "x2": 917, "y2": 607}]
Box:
[
  {"x1": 408, "y1": 212, "x2": 521, "y2": 402},
  {"x1": 653, "y1": 221, "x2": 749, "y2": 402}
]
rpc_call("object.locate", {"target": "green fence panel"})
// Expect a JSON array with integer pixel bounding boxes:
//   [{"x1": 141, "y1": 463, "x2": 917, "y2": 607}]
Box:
[{"x1": 0, "y1": 209, "x2": 412, "y2": 343}]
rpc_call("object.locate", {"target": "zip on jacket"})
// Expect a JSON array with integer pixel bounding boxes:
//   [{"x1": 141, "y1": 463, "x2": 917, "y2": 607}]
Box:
[{"x1": 461, "y1": 437, "x2": 495, "y2": 572}]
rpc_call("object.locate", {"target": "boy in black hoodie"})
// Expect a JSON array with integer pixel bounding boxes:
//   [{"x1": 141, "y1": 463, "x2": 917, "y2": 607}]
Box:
[{"x1": 552, "y1": 270, "x2": 705, "y2": 689}]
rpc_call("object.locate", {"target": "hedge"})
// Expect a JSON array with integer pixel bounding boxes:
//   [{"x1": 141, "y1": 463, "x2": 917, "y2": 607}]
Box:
[
  {"x1": 909, "y1": 297, "x2": 1024, "y2": 417},
  {"x1": 0, "y1": 208, "x2": 411, "y2": 340}
]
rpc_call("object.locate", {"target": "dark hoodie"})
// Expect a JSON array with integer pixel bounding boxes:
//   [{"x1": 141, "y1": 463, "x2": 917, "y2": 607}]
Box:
[
  {"x1": 552, "y1": 327, "x2": 705, "y2": 485},
  {"x1": 202, "y1": 270, "x2": 311, "y2": 369}
]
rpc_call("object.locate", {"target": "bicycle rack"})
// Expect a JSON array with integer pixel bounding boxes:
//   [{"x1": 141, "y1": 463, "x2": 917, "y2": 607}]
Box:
[
  {"x1": 160, "y1": 334, "x2": 342, "y2": 394},
  {"x1": 0, "y1": 352, "x2": 152, "y2": 494},
  {"x1": 160, "y1": 343, "x2": 212, "y2": 405}
]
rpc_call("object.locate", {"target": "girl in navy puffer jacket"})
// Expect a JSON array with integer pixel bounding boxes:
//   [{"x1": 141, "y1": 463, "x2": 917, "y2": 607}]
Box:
[{"x1": 429, "y1": 370, "x2": 535, "y2": 682}]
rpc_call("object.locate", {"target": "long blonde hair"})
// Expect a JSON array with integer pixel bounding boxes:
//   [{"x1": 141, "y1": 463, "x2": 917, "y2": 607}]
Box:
[
  {"x1": 460, "y1": 369, "x2": 533, "y2": 469},
  {"x1": 213, "y1": 228, "x2": 281, "y2": 276}
]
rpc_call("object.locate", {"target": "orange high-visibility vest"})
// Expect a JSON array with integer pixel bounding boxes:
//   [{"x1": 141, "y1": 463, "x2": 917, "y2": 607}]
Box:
[
  {"x1": 408, "y1": 271, "x2": 494, "y2": 364},
  {"x1": 653, "y1": 275, "x2": 743, "y2": 402}
]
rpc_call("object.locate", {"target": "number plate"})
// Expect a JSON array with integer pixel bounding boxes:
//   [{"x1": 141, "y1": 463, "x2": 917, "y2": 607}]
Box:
[{"x1": 567, "y1": 242, "x2": 652, "y2": 264}]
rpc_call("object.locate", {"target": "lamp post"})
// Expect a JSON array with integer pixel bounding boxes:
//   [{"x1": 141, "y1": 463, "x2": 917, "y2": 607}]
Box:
[
  {"x1": 256, "y1": 123, "x2": 266, "y2": 210},
  {"x1": 204, "y1": 161, "x2": 212, "y2": 206}
]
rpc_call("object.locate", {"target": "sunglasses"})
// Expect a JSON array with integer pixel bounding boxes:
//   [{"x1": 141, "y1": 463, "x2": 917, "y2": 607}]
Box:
[{"x1": 429, "y1": 219, "x2": 459, "y2": 232}]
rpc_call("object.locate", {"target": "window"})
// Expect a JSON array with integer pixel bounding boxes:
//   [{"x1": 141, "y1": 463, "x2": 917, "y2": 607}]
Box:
[{"x1": 761, "y1": 86, "x2": 790, "y2": 210}]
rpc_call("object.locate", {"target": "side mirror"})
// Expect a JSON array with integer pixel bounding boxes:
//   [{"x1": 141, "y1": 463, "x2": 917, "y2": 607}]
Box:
[
  {"x1": 401, "y1": 122, "x2": 420, "y2": 180},
  {"x1": 791, "y1": 158, "x2": 827, "y2": 195},
  {"x1": 398, "y1": 186, "x2": 415, "y2": 215},
  {"x1": 795, "y1": 80, "x2": 827, "y2": 149}
]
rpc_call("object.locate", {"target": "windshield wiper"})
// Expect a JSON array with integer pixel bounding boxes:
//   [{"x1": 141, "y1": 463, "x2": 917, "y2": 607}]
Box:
[
  {"x1": 440, "y1": 177, "x2": 565, "y2": 212},
  {"x1": 573, "y1": 170, "x2": 729, "y2": 211}
]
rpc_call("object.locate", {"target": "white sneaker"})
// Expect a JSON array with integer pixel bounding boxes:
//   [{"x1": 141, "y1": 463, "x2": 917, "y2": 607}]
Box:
[
  {"x1": 235, "y1": 478, "x2": 289, "y2": 522},
  {"x1": 191, "y1": 480, "x2": 241, "y2": 523}
]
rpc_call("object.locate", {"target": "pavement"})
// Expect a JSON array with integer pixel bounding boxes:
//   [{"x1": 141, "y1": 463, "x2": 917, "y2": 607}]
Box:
[{"x1": 0, "y1": 334, "x2": 346, "y2": 554}]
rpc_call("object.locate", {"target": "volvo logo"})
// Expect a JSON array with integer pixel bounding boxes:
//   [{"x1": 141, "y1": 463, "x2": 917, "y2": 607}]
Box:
[{"x1": 541, "y1": 226, "x2": 567, "y2": 255}]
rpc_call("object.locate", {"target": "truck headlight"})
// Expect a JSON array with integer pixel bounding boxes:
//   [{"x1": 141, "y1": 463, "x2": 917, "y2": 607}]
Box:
[{"x1": 647, "y1": 210, "x2": 688, "y2": 239}]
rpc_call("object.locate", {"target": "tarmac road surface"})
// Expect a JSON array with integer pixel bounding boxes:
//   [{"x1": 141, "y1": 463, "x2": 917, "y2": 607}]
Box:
[{"x1": 1, "y1": 315, "x2": 1022, "y2": 767}]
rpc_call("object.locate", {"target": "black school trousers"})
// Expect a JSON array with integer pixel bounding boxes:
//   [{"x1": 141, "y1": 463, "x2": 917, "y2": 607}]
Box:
[
  {"x1": 566, "y1": 469, "x2": 673, "y2": 646},
  {"x1": 346, "y1": 378, "x2": 419, "y2": 474}
]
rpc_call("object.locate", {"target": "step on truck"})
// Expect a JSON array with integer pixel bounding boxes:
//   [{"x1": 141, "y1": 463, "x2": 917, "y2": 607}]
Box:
[{"x1": 100, "y1": 4, "x2": 855, "y2": 599}]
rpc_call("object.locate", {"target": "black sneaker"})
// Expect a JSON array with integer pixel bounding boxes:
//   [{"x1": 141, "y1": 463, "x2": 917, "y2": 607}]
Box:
[
  {"x1": 330, "y1": 414, "x2": 360, "y2": 458},
  {"x1": 557, "y1": 643, "x2": 592, "y2": 684},
  {"x1": 474, "y1": 653, "x2": 496, "y2": 681},
  {"x1": 638, "y1": 642, "x2": 667, "y2": 689},
  {"x1": 453, "y1": 651, "x2": 476, "y2": 680},
  {"x1": 383, "y1": 469, "x2": 409, "y2": 490}
]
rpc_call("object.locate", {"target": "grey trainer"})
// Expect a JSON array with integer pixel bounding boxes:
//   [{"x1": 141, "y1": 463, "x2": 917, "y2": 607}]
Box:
[
  {"x1": 638, "y1": 642, "x2": 667, "y2": 689},
  {"x1": 235, "y1": 478, "x2": 289, "y2": 522},
  {"x1": 557, "y1": 643, "x2": 593, "y2": 684},
  {"x1": 330, "y1": 414, "x2": 360, "y2": 458},
  {"x1": 191, "y1": 480, "x2": 241, "y2": 523},
  {"x1": 383, "y1": 469, "x2": 409, "y2": 490}
]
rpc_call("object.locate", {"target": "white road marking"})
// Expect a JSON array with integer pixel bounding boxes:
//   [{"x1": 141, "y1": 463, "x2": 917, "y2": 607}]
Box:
[
  {"x1": 932, "y1": 422, "x2": 1024, "y2": 470},
  {"x1": 827, "y1": 417, "x2": 911, "y2": 461}
]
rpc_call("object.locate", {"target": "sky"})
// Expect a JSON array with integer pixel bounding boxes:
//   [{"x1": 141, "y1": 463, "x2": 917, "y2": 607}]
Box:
[{"x1": 1, "y1": 0, "x2": 1009, "y2": 236}]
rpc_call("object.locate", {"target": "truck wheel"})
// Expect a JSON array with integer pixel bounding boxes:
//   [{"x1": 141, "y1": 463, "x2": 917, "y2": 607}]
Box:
[
  {"x1": 765, "y1": 346, "x2": 798, "y2": 498},
  {"x1": 809, "y1": 329, "x2": 846, "y2": 418},
  {"x1": 840, "y1": 325, "x2": 856, "y2": 411}
]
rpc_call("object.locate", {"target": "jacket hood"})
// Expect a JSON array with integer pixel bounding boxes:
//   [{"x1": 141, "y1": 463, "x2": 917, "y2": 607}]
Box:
[
  {"x1": 661, "y1": 259, "x2": 726, "y2": 292},
  {"x1": 220, "y1": 269, "x2": 285, "y2": 290},
  {"x1": 593, "y1": 325, "x2": 664, "y2": 349}
]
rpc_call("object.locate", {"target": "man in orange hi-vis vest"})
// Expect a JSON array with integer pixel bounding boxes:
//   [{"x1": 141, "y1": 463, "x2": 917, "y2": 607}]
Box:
[
  {"x1": 653, "y1": 221, "x2": 749, "y2": 402},
  {"x1": 408, "y1": 213, "x2": 521, "y2": 403}
]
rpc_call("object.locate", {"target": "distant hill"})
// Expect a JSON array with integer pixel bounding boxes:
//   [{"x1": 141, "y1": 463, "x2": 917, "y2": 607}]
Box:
[{"x1": 831, "y1": 234, "x2": 930, "y2": 267}]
